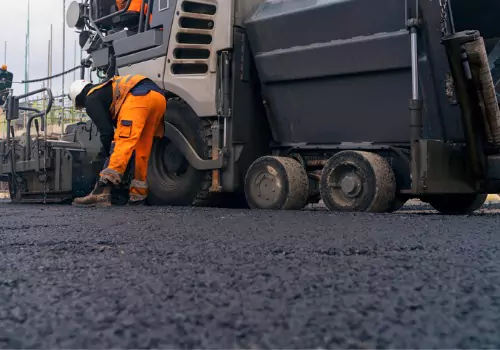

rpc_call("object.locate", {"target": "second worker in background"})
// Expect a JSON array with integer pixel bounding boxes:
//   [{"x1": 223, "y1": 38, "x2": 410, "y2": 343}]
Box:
[{"x1": 68, "y1": 74, "x2": 166, "y2": 206}]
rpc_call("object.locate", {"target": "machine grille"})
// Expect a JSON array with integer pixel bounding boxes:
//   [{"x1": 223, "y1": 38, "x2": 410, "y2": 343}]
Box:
[{"x1": 172, "y1": 0, "x2": 216, "y2": 75}]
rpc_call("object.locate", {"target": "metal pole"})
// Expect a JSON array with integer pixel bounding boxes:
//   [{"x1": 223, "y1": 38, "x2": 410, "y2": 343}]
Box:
[
  {"x1": 49, "y1": 25, "x2": 53, "y2": 92},
  {"x1": 407, "y1": 7, "x2": 423, "y2": 194},
  {"x1": 62, "y1": 0, "x2": 66, "y2": 135},
  {"x1": 49, "y1": 25, "x2": 53, "y2": 132},
  {"x1": 3, "y1": 41, "x2": 6, "y2": 64},
  {"x1": 411, "y1": 28, "x2": 419, "y2": 100},
  {"x1": 73, "y1": 40, "x2": 77, "y2": 82},
  {"x1": 43, "y1": 39, "x2": 50, "y2": 125},
  {"x1": 23, "y1": 0, "x2": 31, "y2": 130},
  {"x1": 79, "y1": 47, "x2": 84, "y2": 121},
  {"x1": 25, "y1": 0, "x2": 30, "y2": 95}
]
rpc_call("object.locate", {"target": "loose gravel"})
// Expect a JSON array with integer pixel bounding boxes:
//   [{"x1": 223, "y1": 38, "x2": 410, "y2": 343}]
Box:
[{"x1": 1, "y1": 203, "x2": 500, "y2": 348}]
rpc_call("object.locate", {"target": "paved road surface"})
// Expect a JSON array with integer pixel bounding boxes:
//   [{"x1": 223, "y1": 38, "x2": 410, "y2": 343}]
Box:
[{"x1": 1, "y1": 202, "x2": 500, "y2": 348}]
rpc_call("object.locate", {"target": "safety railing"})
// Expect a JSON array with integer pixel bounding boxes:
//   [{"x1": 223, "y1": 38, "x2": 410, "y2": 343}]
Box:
[
  {"x1": 4, "y1": 88, "x2": 54, "y2": 162},
  {"x1": 89, "y1": 0, "x2": 154, "y2": 38}
]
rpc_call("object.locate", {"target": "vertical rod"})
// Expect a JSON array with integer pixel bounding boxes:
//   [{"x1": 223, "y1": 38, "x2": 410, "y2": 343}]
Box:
[
  {"x1": 24, "y1": 0, "x2": 30, "y2": 131},
  {"x1": 138, "y1": 0, "x2": 146, "y2": 33},
  {"x1": 62, "y1": 0, "x2": 66, "y2": 135},
  {"x1": 79, "y1": 46, "x2": 84, "y2": 121},
  {"x1": 73, "y1": 40, "x2": 77, "y2": 82},
  {"x1": 25, "y1": 0, "x2": 30, "y2": 95},
  {"x1": 73, "y1": 40, "x2": 77, "y2": 124},
  {"x1": 409, "y1": 22, "x2": 423, "y2": 194},
  {"x1": 145, "y1": 0, "x2": 153, "y2": 31},
  {"x1": 49, "y1": 25, "x2": 53, "y2": 92},
  {"x1": 43, "y1": 39, "x2": 51, "y2": 127},
  {"x1": 3, "y1": 41, "x2": 6, "y2": 64},
  {"x1": 411, "y1": 28, "x2": 419, "y2": 100},
  {"x1": 49, "y1": 25, "x2": 53, "y2": 133}
]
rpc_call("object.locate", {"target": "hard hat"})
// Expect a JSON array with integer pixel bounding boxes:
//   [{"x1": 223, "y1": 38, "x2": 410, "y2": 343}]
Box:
[
  {"x1": 1, "y1": 64, "x2": 6, "y2": 70},
  {"x1": 69, "y1": 79, "x2": 91, "y2": 105}
]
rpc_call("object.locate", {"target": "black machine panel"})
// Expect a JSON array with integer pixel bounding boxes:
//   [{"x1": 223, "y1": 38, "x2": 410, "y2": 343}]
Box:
[
  {"x1": 451, "y1": 0, "x2": 500, "y2": 41},
  {"x1": 245, "y1": 0, "x2": 466, "y2": 145}
]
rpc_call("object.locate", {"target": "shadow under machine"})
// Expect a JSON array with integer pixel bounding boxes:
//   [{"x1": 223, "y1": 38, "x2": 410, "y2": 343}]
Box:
[{"x1": 2, "y1": 0, "x2": 500, "y2": 215}]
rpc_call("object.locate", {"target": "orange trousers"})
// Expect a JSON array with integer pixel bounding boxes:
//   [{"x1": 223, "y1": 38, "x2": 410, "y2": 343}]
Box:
[{"x1": 100, "y1": 90, "x2": 165, "y2": 201}]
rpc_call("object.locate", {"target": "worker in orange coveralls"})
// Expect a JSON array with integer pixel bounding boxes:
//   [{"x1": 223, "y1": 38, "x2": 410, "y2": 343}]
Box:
[
  {"x1": 68, "y1": 75, "x2": 166, "y2": 206},
  {"x1": 116, "y1": 0, "x2": 152, "y2": 23}
]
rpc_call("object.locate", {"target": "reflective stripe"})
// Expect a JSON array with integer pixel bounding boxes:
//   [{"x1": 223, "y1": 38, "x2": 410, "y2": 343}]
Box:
[
  {"x1": 129, "y1": 193, "x2": 147, "y2": 202},
  {"x1": 110, "y1": 77, "x2": 124, "y2": 116},
  {"x1": 131, "y1": 179, "x2": 148, "y2": 189},
  {"x1": 123, "y1": 75, "x2": 134, "y2": 84},
  {"x1": 100, "y1": 168, "x2": 122, "y2": 185},
  {"x1": 113, "y1": 77, "x2": 124, "y2": 100}
]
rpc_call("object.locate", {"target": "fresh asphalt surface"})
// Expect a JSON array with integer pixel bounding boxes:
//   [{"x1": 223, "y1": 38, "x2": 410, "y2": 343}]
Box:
[{"x1": 1, "y1": 201, "x2": 500, "y2": 349}]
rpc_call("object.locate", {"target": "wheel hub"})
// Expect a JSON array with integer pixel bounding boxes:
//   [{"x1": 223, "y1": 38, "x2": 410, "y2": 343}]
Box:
[
  {"x1": 254, "y1": 173, "x2": 280, "y2": 203},
  {"x1": 340, "y1": 175, "x2": 362, "y2": 197},
  {"x1": 162, "y1": 142, "x2": 187, "y2": 175}
]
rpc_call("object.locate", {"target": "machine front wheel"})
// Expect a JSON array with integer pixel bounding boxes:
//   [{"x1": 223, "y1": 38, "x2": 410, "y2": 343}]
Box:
[
  {"x1": 244, "y1": 156, "x2": 309, "y2": 210},
  {"x1": 319, "y1": 151, "x2": 397, "y2": 213},
  {"x1": 147, "y1": 98, "x2": 212, "y2": 206},
  {"x1": 425, "y1": 193, "x2": 487, "y2": 215}
]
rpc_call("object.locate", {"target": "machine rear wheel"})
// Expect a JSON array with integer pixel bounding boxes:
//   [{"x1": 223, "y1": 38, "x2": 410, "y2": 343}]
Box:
[
  {"x1": 244, "y1": 156, "x2": 309, "y2": 210},
  {"x1": 426, "y1": 193, "x2": 487, "y2": 215},
  {"x1": 319, "y1": 151, "x2": 397, "y2": 213},
  {"x1": 147, "y1": 98, "x2": 211, "y2": 206}
]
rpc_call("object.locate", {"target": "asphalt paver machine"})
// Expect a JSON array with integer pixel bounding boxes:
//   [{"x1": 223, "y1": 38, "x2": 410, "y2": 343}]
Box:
[{"x1": 2, "y1": 0, "x2": 500, "y2": 214}]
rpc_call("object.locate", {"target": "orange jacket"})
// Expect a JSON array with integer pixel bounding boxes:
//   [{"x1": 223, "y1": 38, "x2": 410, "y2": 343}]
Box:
[
  {"x1": 88, "y1": 74, "x2": 149, "y2": 119},
  {"x1": 116, "y1": 0, "x2": 152, "y2": 22},
  {"x1": 116, "y1": 0, "x2": 145, "y2": 13}
]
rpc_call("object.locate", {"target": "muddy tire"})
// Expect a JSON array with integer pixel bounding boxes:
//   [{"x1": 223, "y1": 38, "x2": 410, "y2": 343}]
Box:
[
  {"x1": 147, "y1": 98, "x2": 212, "y2": 206},
  {"x1": 319, "y1": 151, "x2": 397, "y2": 213},
  {"x1": 244, "y1": 156, "x2": 309, "y2": 210},
  {"x1": 426, "y1": 193, "x2": 487, "y2": 215}
]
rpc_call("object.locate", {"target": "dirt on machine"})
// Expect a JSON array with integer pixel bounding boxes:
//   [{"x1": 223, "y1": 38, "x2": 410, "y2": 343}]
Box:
[{"x1": 2, "y1": 0, "x2": 500, "y2": 215}]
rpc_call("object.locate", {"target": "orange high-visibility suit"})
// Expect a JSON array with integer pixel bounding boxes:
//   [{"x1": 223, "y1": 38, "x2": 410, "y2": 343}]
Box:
[
  {"x1": 116, "y1": 0, "x2": 152, "y2": 23},
  {"x1": 87, "y1": 75, "x2": 165, "y2": 202}
]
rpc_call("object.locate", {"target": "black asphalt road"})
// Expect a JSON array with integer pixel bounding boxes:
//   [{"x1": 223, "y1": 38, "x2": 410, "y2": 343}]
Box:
[{"x1": 1, "y1": 202, "x2": 500, "y2": 349}]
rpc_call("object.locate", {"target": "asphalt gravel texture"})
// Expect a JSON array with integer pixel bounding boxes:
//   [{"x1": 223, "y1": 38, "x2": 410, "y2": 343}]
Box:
[{"x1": 1, "y1": 202, "x2": 500, "y2": 349}]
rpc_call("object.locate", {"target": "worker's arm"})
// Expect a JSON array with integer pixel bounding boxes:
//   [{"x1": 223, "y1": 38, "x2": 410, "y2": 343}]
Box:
[{"x1": 84, "y1": 85, "x2": 115, "y2": 156}]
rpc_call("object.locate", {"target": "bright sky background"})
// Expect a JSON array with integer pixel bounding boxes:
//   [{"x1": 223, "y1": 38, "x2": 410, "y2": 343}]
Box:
[{"x1": 0, "y1": 0, "x2": 84, "y2": 97}]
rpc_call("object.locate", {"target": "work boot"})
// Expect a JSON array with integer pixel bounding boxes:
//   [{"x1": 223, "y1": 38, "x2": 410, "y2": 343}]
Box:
[{"x1": 72, "y1": 181, "x2": 112, "y2": 207}]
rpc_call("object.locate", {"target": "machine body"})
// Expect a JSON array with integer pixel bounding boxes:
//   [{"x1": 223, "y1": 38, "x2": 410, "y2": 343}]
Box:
[{"x1": 3, "y1": 0, "x2": 500, "y2": 214}]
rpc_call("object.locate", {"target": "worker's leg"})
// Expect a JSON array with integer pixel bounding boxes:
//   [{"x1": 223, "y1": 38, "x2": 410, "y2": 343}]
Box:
[
  {"x1": 129, "y1": 91, "x2": 166, "y2": 203},
  {"x1": 99, "y1": 94, "x2": 151, "y2": 185},
  {"x1": 72, "y1": 140, "x2": 117, "y2": 206}
]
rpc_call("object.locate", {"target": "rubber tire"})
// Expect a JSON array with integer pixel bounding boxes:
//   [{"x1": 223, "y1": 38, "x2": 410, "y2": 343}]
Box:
[
  {"x1": 244, "y1": 156, "x2": 309, "y2": 210},
  {"x1": 319, "y1": 151, "x2": 397, "y2": 213},
  {"x1": 426, "y1": 193, "x2": 487, "y2": 215},
  {"x1": 147, "y1": 99, "x2": 211, "y2": 206}
]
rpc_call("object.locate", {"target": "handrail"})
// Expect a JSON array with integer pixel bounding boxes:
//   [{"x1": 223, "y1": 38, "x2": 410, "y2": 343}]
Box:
[
  {"x1": 15, "y1": 88, "x2": 54, "y2": 161},
  {"x1": 138, "y1": 0, "x2": 147, "y2": 33},
  {"x1": 145, "y1": 0, "x2": 153, "y2": 31},
  {"x1": 89, "y1": 0, "x2": 132, "y2": 24},
  {"x1": 87, "y1": 0, "x2": 133, "y2": 43}
]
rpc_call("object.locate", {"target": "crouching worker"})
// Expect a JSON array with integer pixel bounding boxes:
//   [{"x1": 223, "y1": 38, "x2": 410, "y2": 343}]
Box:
[{"x1": 68, "y1": 75, "x2": 166, "y2": 206}]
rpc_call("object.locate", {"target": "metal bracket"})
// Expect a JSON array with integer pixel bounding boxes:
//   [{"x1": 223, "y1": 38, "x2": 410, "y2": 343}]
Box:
[{"x1": 164, "y1": 122, "x2": 224, "y2": 171}]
